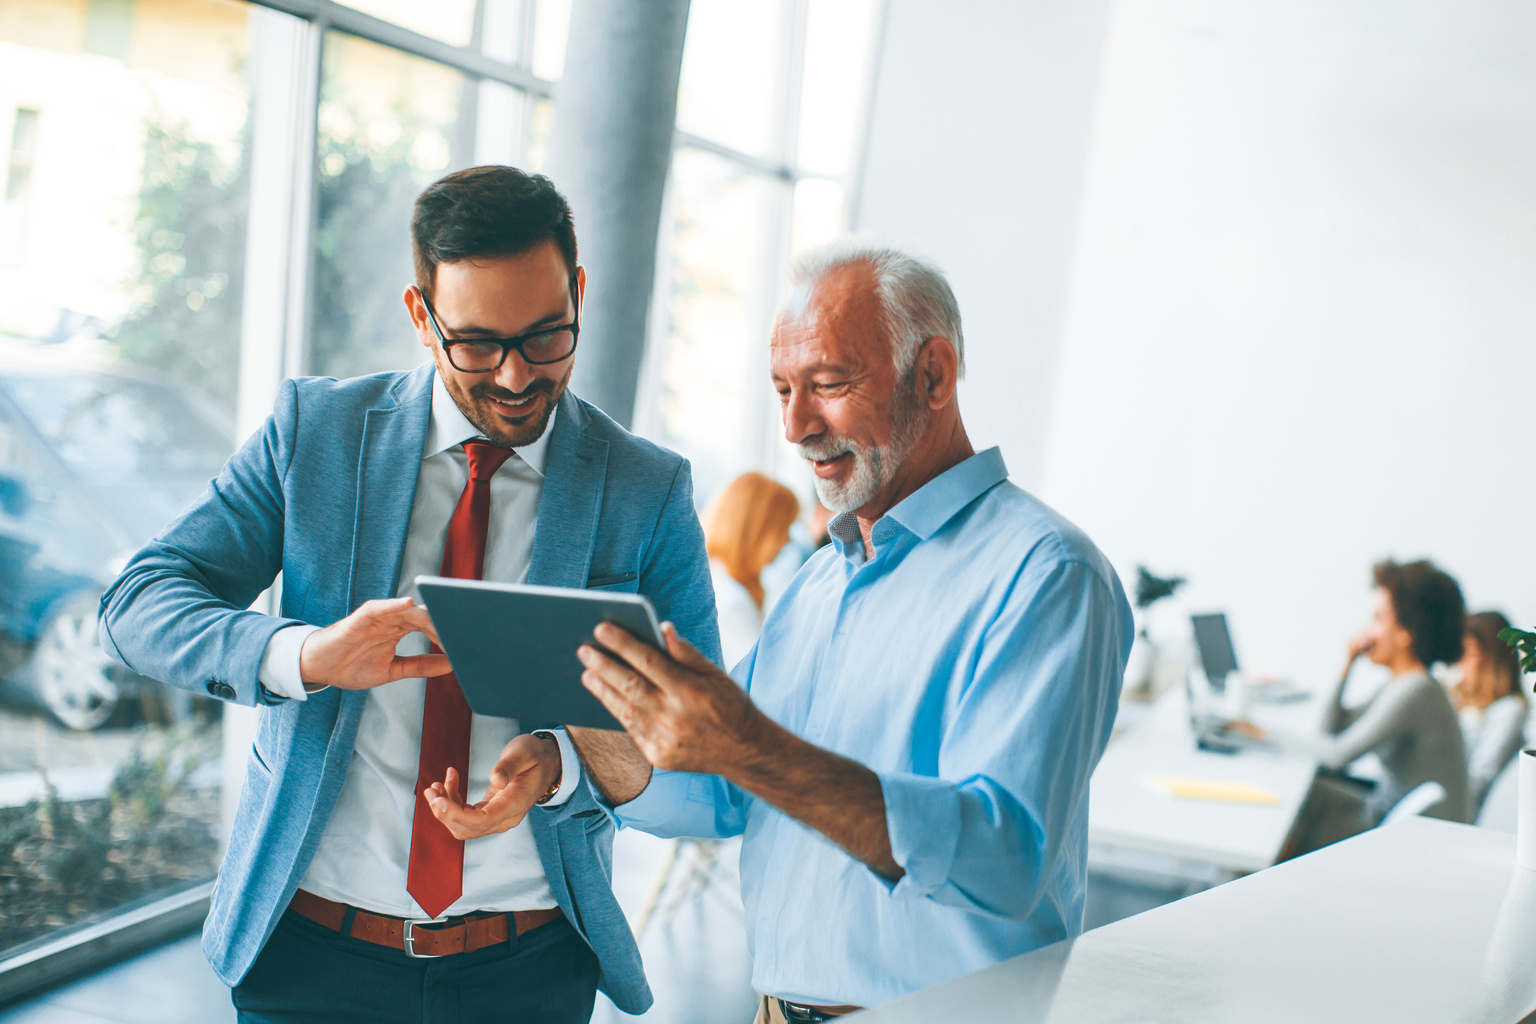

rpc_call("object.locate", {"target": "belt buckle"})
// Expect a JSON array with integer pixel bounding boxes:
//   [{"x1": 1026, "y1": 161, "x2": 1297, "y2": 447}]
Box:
[{"x1": 403, "y1": 919, "x2": 445, "y2": 959}]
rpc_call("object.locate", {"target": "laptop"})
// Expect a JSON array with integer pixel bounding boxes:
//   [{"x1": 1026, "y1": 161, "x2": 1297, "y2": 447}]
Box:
[
  {"x1": 1191, "y1": 613, "x2": 1239, "y2": 694},
  {"x1": 1187, "y1": 612, "x2": 1262, "y2": 754}
]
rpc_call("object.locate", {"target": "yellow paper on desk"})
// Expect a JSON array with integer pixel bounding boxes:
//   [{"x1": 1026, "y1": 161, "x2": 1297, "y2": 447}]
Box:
[{"x1": 1142, "y1": 775, "x2": 1281, "y2": 806}]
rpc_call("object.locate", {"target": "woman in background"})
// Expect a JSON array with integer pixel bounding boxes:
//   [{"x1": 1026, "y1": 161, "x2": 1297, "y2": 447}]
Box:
[
  {"x1": 701, "y1": 472, "x2": 800, "y2": 669},
  {"x1": 628, "y1": 473, "x2": 801, "y2": 947},
  {"x1": 1452, "y1": 610, "x2": 1528, "y2": 818},
  {"x1": 1240, "y1": 559, "x2": 1469, "y2": 854}
]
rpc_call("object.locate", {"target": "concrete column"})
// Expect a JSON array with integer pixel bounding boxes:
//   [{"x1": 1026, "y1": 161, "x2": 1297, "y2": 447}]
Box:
[{"x1": 544, "y1": 0, "x2": 691, "y2": 428}]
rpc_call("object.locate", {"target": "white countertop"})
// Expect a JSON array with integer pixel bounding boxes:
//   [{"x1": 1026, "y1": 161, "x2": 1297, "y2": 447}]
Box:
[
  {"x1": 1089, "y1": 688, "x2": 1320, "y2": 871},
  {"x1": 853, "y1": 818, "x2": 1536, "y2": 1023}
]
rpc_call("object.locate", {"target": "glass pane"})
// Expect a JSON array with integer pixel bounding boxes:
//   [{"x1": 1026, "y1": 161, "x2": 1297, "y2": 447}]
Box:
[
  {"x1": 474, "y1": 79, "x2": 525, "y2": 166},
  {"x1": 335, "y1": 0, "x2": 478, "y2": 48},
  {"x1": 526, "y1": 95, "x2": 554, "y2": 173},
  {"x1": 676, "y1": 0, "x2": 789, "y2": 160},
  {"x1": 531, "y1": 0, "x2": 573, "y2": 81},
  {"x1": 797, "y1": 0, "x2": 878, "y2": 176},
  {"x1": 790, "y1": 177, "x2": 844, "y2": 259},
  {"x1": 312, "y1": 33, "x2": 474, "y2": 379},
  {"x1": 0, "y1": 0, "x2": 246, "y2": 959},
  {"x1": 479, "y1": 0, "x2": 524, "y2": 64},
  {"x1": 654, "y1": 148, "x2": 787, "y2": 498}
]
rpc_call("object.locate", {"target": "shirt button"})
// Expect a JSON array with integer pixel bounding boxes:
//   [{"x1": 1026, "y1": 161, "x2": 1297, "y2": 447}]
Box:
[{"x1": 206, "y1": 679, "x2": 235, "y2": 700}]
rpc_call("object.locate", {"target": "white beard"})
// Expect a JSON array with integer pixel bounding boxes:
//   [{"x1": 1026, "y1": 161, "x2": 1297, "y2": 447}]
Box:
[
  {"x1": 804, "y1": 436, "x2": 886, "y2": 513},
  {"x1": 798, "y1": 384, "x2": 928, "y2": 514}
]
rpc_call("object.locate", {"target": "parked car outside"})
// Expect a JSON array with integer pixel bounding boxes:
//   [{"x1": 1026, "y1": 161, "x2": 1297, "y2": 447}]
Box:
[{"x1": 0, "y1": 344, "x2": 233, "y2": 728}]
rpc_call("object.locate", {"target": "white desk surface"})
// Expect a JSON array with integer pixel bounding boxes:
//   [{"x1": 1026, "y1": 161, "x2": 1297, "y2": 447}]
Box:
[
  {"x1": 854, "y1": 818, "x2": 1536, "y2": 1024},
  {"x1": 1088, "y1": 689, "x2": 1319, "y2": 872}
]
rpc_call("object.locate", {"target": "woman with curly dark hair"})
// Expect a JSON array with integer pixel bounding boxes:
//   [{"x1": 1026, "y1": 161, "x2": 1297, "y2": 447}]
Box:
[{"x1": 1238, "y1": 559, "x2": 1470, "y2": 854}]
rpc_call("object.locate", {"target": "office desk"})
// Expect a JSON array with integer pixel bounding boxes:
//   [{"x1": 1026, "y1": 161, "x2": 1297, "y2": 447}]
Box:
[
  {"x1": 853, "y1": 818, "x2": 1536, "y2": 1024},
  {"x1": 1089, "y1": 689, "x2": 1319, "y2": 873}
]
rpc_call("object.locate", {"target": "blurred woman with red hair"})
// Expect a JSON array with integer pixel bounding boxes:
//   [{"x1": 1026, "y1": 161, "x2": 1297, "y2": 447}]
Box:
[{"x1": 701, "y1": 472, "x2": 801, "y2": 669}]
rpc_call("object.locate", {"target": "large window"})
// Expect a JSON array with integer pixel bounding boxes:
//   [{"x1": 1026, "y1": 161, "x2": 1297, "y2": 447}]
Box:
[
  {"x1": 311, "y1": 33, "x2": 472, "y2": 378},
  {"x1": 636, "y1": 0, "x2": 881, "y2": 503},
  {"x1": 0, "y1": 0, "x2": 567, "y2": 969},
  {"x1": 0, "y1": 0, "x2": 252, "y2": 959}
]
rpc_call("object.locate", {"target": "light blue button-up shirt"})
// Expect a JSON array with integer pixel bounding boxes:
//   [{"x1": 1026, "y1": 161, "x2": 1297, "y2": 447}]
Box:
[{"x1": 615, "y1": 447, "x2": 1132, "y2": 1007}]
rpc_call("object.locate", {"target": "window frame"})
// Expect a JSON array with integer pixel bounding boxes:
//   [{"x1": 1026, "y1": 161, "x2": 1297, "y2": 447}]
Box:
[{"x1": 634, "y1": 0, "x2": 888, "y2": 484}]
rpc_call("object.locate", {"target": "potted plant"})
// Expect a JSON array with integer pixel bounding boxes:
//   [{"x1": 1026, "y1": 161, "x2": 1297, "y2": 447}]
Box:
[
  {"x1": 1123, "y1": 566, "x2": 1187, "y2": 702},
  {"x1": 1500, "y1": 626, "x2": 1536, "y2": 674}
]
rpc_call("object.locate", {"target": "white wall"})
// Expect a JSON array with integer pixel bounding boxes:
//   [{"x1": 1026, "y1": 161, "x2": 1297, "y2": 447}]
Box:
[
  {"x1": 1043, "y1": 0, "x2": 1536, "y2": 688},
  {"x1": 853, "y1": 0, "x2": 1113, "y2": 491},
  {"x1": 856, "y1": 0, "x2": 1536, "y2": 691}
]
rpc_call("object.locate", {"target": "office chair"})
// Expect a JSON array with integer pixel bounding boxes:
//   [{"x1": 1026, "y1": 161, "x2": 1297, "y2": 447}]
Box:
[{"x1": 1382, "y1": 781, "x2": 1448, "y2": 826}]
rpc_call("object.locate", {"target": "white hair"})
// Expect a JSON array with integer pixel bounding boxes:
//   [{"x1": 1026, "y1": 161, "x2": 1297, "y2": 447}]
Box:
[{"x1": 785, "y1": 239, "x2": 965, "y2": 379}]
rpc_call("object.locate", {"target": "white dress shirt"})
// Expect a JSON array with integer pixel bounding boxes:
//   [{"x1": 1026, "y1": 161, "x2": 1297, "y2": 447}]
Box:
[{"x1": 257, "y1": 373, "x2": 581, "y2": 919}]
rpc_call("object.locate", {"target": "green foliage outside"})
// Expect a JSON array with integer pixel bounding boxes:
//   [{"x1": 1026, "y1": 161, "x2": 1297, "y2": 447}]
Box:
[
  {"x1": 109, "y1": 102, "x2": 444, "y2": 405},
  {"x1": 110, "y1": 118, "x2": 249, "y2": 409},
  {"x1": 310, "y1": 121, "x2": 441, "y2": 381},
  {"x1": 0, "y1": 727, "x2": 219, "y2": 954}
]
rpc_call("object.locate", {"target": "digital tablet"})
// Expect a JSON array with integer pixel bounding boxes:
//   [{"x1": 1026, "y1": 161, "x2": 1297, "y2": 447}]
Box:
[{"x1": 415, "y1": 576, "x2": 664, "y2": 730}]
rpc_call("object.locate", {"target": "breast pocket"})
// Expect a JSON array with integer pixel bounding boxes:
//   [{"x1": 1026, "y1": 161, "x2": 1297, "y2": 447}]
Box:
[{"x1": 585, "y1": 570, "x2": 639, "y2": 592}]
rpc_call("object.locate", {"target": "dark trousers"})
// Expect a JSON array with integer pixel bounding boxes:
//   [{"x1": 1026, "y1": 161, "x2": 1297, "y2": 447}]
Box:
[{"x1": 232, "y1": 909, "x2": 600, "y2": 1024}]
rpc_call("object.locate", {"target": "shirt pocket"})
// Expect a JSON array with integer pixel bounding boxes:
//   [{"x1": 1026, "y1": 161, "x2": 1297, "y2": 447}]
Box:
[{"x1": 584, "y1": 570, "x2": 639, "y2": 592}]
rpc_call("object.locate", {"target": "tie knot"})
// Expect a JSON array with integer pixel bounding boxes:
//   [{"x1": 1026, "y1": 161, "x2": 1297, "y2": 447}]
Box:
[{"x1": 463, "y1": 440, "x2": 514, "y2": 482}]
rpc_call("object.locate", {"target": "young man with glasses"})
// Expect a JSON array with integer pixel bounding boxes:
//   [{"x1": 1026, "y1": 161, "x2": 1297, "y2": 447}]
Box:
[{"x1": 99, "y1": 165, "x2": 719, "y2": 1023}]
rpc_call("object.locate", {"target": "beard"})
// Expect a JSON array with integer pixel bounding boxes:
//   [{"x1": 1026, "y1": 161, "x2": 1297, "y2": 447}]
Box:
[
  {"x1": 437, "y1": 356, "x2": 572, "y2": 448},
  {"x1": 797, "y1": 376, "x2": 929, "y2": 514}
]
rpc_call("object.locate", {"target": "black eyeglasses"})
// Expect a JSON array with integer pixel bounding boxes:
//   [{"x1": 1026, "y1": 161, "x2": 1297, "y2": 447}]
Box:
[{"x1": 421, "y1": 275, "x2": 580, "y2": 372}]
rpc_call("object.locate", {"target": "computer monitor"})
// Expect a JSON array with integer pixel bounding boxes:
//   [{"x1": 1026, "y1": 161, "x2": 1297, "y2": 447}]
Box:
[{"x1": 1191, "y1": 613, "x2": 1239, "y2": 693}]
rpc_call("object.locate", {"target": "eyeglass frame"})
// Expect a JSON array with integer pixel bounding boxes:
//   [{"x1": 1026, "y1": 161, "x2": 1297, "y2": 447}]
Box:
[{"x1": 419, "y1": 273, "x2": 581, "y2": 372}]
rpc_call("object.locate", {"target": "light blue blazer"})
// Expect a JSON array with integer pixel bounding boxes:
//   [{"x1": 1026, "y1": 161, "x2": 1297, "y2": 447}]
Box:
[{"x1": 98, "y1": 363, "x2": 720, "y2": 1014}]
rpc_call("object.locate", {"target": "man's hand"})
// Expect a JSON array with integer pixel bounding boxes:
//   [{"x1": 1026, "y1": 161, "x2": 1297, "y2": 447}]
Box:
[
  {"x1": 1227, "y1": 719, "x2": 1268, "y2": 741},
  {"x1": 581, "y1": 621, "x2": 904, "y2": 880},
  {"x1": 424, "y1": 732, "x2": 562, "y2": 840},
  {"x1": 298, "y1": 597, "x2": 449, "y2": 689},
  {"x1": 1347, "y1": 631, "x2": 1373, "y2": 662},
  {"x1": 578, "y1": 622, "x2": 765, "y2": 776}
]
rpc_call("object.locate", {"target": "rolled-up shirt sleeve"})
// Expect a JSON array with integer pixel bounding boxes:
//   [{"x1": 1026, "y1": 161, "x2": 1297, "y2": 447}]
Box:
[
  {"x1": 876, "y1": 559, "x2": 1128, "y2": 920},
  {"x1": 614, "y1": 768, "x2": 750, "y2": 839}
]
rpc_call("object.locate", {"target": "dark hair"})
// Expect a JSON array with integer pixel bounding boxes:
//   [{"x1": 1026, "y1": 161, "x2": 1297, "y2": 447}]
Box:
[
  {"x1": 1466, "y1": 610, "x2": 1524, "y2": 702},
  {"x1": 410, "y1": 165, "x2": 577, "y2": 301},
  {"x1": 1372, "y1": 559, "x2": 1466, "y2": 667}
]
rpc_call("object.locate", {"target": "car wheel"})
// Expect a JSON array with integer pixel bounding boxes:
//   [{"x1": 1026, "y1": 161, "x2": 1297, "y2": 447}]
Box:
[{"x1": 27, "y1": 591, "x2": 118, "y2": 731}]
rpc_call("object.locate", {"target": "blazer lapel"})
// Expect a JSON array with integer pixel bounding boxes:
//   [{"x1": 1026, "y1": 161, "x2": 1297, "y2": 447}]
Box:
[
  {"x1": 526, "y1": 391, "x2": 609, "y2": 589},
  {"x1": 345, "y1": 363, "x2": 434, "y2": 610},
  {"x1": 526, "y1": 391, "x2": 608, "y2": 882}
]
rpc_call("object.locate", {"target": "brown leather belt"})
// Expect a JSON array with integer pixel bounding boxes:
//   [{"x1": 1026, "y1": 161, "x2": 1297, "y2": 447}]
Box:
[
  {"x1": 776, "y1": 999, "x2": 863, "y2": 1021},
  {"x1": 290, "y1": 889, "x2": 563, "y2": 958}
]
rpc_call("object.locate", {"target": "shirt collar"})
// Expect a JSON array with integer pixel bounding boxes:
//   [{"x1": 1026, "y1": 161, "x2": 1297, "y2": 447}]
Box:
[
  {"x1": 828, "y1": 447, "x2": 1009, "y2": 558},
  {"x1": 425, "y1": 369, "x2": 556, "y2": 477}
]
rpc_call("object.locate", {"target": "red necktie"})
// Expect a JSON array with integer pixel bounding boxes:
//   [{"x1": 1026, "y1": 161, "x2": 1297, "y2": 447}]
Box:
[{"x1": 407, "y1": 439, "x2": 514, "y2": 919}]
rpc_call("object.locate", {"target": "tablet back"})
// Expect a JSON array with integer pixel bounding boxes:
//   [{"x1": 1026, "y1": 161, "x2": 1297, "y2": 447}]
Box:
[{"x1": 416, "y1": 576, "x2": 663, "y2": 730}]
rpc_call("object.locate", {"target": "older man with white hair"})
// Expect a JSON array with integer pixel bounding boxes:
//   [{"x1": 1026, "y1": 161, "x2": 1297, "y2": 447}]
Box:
[{"x1": 429, "y1": 242, "x2": 1133, "y2": 1021}]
